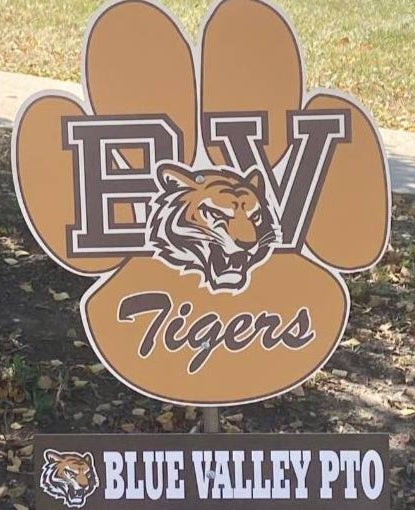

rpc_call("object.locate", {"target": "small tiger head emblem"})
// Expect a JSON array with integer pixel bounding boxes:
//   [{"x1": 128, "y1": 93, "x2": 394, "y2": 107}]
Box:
[
  {"x1": 40, "y1": 449, "x2": 99, "y2": 508},
  {"x1": 151, "y1": 164, "x2": 281, "y2": 293}
]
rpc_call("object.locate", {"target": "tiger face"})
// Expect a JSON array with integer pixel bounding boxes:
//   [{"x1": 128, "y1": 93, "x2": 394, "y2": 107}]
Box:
[
  {"x1": 151, "y1": 164, "x2": 280, "y2": 293},
  {"x1": 40, "y1": 449, "x2": 99, "y2": 508}
]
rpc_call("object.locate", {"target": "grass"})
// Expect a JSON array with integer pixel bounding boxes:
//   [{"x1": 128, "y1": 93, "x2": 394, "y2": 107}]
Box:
[{"x1": 0, "y1": 0, "x2": 414, "y2": 131}]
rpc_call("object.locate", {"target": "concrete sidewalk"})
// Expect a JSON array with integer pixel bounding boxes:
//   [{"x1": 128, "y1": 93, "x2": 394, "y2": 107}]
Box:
[{"x1": 1, "y1": 71, "x2": 414, "y2": 193}]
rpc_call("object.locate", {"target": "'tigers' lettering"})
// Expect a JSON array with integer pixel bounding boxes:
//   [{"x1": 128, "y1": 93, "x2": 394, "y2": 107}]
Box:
[
  {"x1": 118, "y1": 293, "x2": 315, "y2": 373},
  {"x1": 103, "y1": 449, "x2": 385, "y2": 501}
]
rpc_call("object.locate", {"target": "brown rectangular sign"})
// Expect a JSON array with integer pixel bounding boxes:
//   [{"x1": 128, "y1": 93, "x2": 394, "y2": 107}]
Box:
[{"x1": 35, "y1": 434, "x2": 389, "y2": 510}]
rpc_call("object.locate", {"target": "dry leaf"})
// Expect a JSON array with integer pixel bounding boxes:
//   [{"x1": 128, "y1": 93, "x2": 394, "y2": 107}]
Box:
[
  {"x1": 49, "y1": 289, "x2": 70, "y2": 301},
  {"x1": 19, "y1": 445, "x2": 34, "y2": 457},
  {"x1": 223, "y1": 422, "x2": 241, "y2": 433},
  {"x1": 15, "y1": 250, "x2": 29, "y2": 258},
  {"x1": 121, "y1": 423, "x2": 135, "y2": 433},
  {"x1": 226, "y1": 413, "x2": 244, "y2": 423},
  {"x1": 74, "y1": 341, "x2": 88, "y2": 348},
  {"x1": 291, "y1": 386, "x2": 305, "y2": 397},
  {"x1": 49, "y1": 359, "x2": 63, "y2": 367},
  {"x1": 185, "y1": 407, "x2": 197, "y2": 421},
  {"x1": 157, "y1": 412, "x2": 174, "y2": 431},
  {"x1": 19, "y1": 282, "x2": 33, "y2": 293},
  {"x1": 67, "y1": 328, "x2": 77, "y2": 338},
  {"x1": 401, "y1": 408, "x2": 415, "y2": 417},
  {"x1": 22, "y1": 409, "x2": 36, "y2": 421},
  {"x1": 7, "y1": 453, "x2": 22, "y2": 473},
  {"x1": 89, "y1": 363, "x2": 105, "y2": 375},
  {"x1": 10, "y1": 422, "x2": 23, "y2": 430},
  {"x1": 14, "y1": 504, "x2": 29, "y2": 510},
  {"x1": 132, "y1": 408, "x2": 146, "y2": 417},
  {"x1": 38, "y1": 375, "x2": 53, "y2": 390},
  {"x1": 4, "y1": 258, "x2": 18, "y2": 266},
  {"x1": 93, "y1": 414, "x2": 106, "y2": 426},
  {"x1": 73, "y1": 380, "x2": 89, "y2": 389},
  {"x1": 332, "y1": 369, "x2": 348, "y2": 378},
  {"x1": 341, "y1": 338, "x2": 361, "y2": 348}
]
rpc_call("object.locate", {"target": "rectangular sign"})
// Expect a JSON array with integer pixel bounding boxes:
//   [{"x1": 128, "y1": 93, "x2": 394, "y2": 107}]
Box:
[{"x1": 35, "y1": 434, "x2": 389, "y2": 509}]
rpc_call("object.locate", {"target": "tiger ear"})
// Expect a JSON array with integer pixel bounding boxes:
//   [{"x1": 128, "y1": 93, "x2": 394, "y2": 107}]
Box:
[
  {"x1": 45, "y1": 449, "x2": 63, "y2": 463},
  {"x1": 83, "y1": 453, "x2": 94, "y2": 466},
  {"x1": 158, "y1": 163, "x2": 196, "y2": 191},
  {"x1": 247, "y1": 168, "x2": 266, "y2": 195}
]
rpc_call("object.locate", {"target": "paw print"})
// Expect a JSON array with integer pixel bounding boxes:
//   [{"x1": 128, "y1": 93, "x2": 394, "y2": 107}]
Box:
[{"x1": 13, "y1": 0, "x2": 389, "y2": 405}]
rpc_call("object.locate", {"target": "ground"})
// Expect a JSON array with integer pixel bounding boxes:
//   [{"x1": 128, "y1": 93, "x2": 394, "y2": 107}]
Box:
[
  {"x1": 1, "y1": 125, "x2": 415, "y2": 509},
  {"x1": 0, "y1": 0, "x2": 414, "y2": 131},
  {"x1": 1, "y1": 1, "x2": 415, "y2": 508}
]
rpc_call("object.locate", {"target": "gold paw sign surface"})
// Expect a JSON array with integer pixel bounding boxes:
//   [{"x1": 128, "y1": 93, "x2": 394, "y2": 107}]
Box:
[{"x1": 12, "y1": 0, "x2": 390, "y2": 406}]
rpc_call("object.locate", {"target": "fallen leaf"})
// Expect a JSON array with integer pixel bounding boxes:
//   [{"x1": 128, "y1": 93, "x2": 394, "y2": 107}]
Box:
[
  {"x1": 10, "y1": 422, "x2": 23, "y2": 430},
  {"x1": 22, "y1": 409, "x2": 36, "y2": 421},
  {"x1": 67, "y1": 328, "x2": 77, "y2": 338},
  {"x1": 401, "y1": 408, "x2": 415, "y2": 417},
  {"x1": 121, "y1": 423, "x2": 135, "y2": 433},
  {"x1": 7, "y1": 483, "x2": 27, "y2": 499},
  {"x1": 185, "y1": 407, "x2": 197, "y2": 421},
  {"x1": 291, "y1": 386, "x2": 305, "y2": 397},
  {"x1": 157, "y1": 412, "x2": 174, "y2": 431},
  {"x1": 226, "y1": 413, "x2": 244, "y2": 423},
  {"x1": 49, "y1": 359, "x2": 63, "y2": 367},
  {"x1": 132, "y1": 408, "x2": 146, "y2": 417},
  {"x1": 73, "y1": 380, "x2": 89, "y2": 389},
  {"x1": 19, "y1": 445, "x2": 34, "y2": 457},
  {"x1": 15, "y1": 250, "x2": 30, "y2": 258},
  {"x1": 401, "y1": 266, "x2": 411, "y2": 279},
  {"x1": 74, "y1": 341, "x2": 88, "y2": 348},
  {"x1": 19, "y1": 282, "x2": 33, "y2": 293},
  {"x1": 340, "y1": 338, "x2": 361, "y2": 348},
  {"x1": 223, "y1": 422, "x2": 241, "y2": 433},
  {"x1": 332, "y1": 369, "x2": 348, "y2": 378},
  {"x1": 89, "y1": 363, "x2": 105, "y2": 375},
  {"x1": 96, "y1": 403, "x2": 111, "y2": 412},
  {"x1": 49, "y1": 289, "x2": 70, "y2": 301},
  {"x1": 4, "y1": 258, "x2": 18, "y2": 266},
  {"x1": 93, "y1": 414, "x2": 106, "y2": 426},
  {"x1": 38, "y1": 375, "x2": 53, "y2": 390},
  {"x1": 7, "y1": 453, "x2": 22, "y2": 473},
  {"x1": 14, "y1": 504, "x2": 29, "y2": 510}
]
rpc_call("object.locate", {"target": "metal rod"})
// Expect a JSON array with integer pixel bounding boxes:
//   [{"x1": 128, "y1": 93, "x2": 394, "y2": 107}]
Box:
[{"x1": 203, "y1": 407, "x2": 220, "y2": 433}]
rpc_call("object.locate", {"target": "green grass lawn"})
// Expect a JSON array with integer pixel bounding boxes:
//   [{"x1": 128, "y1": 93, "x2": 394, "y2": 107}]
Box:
[{"x1": 0, "y1": 0, "x2": 414, "y2": 131}]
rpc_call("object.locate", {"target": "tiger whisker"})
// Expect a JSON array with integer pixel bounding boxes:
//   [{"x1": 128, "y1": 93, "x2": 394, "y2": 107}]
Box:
[
  {"x1": 185, "y1": 236, "x2": 225, "y2": 247},
  {"x1": 192, "y1": 225, "x2": 224, "y2": 243},
  {"x1": 258, "y1": 232, "x2": 276, "y2": 244}
]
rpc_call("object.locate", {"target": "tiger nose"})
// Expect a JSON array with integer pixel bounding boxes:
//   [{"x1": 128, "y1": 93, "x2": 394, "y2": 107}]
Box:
[
  {"x1": 79, "y1": 476, "x2": 89, "y2": 488},
  {"x1": 235, "y1": 239, "x2": 256, "y2": 250}
]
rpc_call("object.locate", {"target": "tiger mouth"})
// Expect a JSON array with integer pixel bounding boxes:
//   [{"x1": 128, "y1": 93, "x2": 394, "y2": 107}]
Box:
[
  {"x1": 208, "y1": 244, "x2": 250, "y2": 287},
  {"x1": 68, "y1": 485, "x2": 85, "y2": 501}
]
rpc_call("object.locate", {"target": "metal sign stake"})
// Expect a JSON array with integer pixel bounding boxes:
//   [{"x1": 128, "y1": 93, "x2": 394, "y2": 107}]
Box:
[{"x1": 203, "y1": 407, "x2": 220, "y2": 433}]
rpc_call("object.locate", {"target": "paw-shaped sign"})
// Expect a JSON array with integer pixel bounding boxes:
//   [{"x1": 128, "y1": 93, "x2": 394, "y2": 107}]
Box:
[{"x1": 13, "y1": 0, "x2": 390, "y2": 405}]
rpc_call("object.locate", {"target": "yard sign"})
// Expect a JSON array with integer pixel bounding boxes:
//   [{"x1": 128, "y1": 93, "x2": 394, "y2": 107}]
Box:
[{"x1": 12, "y1": 0, "x2": 390, "y2": 406}]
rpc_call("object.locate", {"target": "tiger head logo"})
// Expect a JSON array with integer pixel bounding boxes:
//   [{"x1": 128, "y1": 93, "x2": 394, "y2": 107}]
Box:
[
  {"x1": 40, "y1": 449, "x2": 99, "y2": 508},
  {"x1": 151, "y1": 164, "x2": 280, "y2": 292}
]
